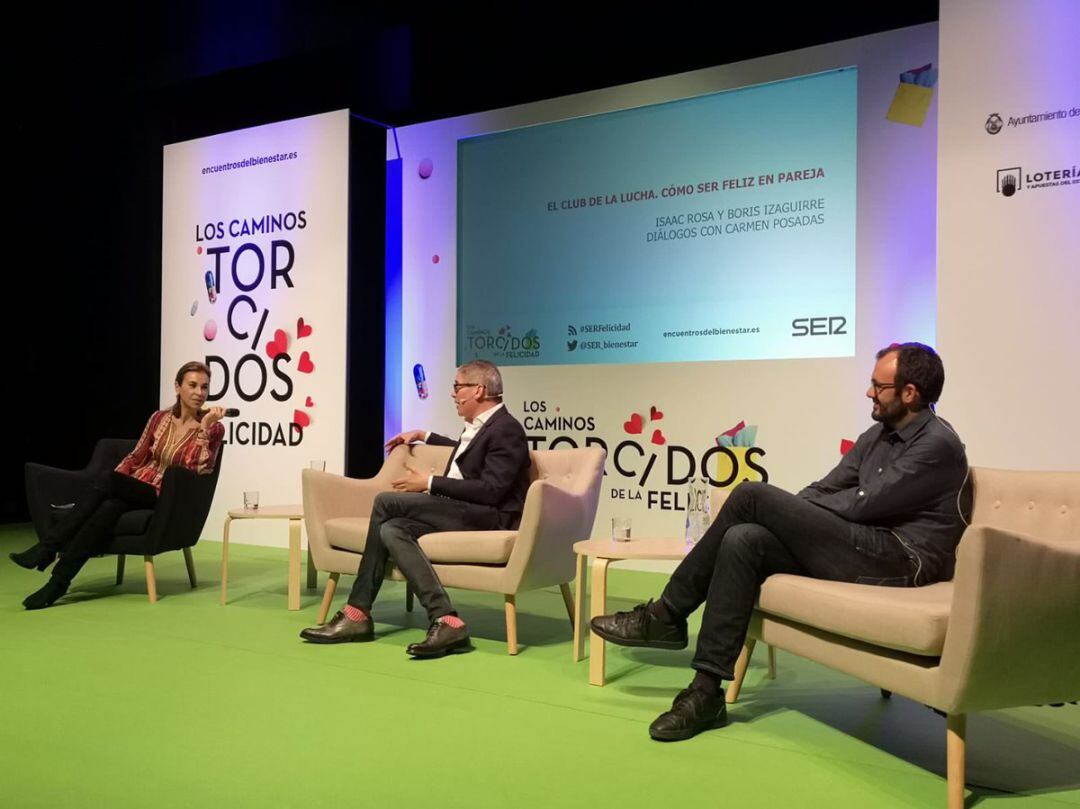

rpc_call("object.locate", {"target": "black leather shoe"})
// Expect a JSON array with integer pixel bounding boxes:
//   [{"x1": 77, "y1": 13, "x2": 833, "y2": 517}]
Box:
[
  {"x1": 23, "y1": 576, "x2": 70, "y2": 610},
  {"x1": 407, "y1": 620, "x2": 472, "y2": 658},
  {"x1": 649, "y1": 686, "x2": 727, "y2": 741},
  {"x1": 10, "y1": 544, "x2": 57, "y2": 572},
  {"x1": 590, "y1": 601, "x2": 688, "y2": 650},
  {"x1": 299, "y1": 611, "x2": 374, "y2": 643}
]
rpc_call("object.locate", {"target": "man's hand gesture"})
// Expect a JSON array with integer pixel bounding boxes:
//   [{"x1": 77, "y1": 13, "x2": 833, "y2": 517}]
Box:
[
  {"x1": 392, "y1": 467, "x2": 429, "y2": 493},
  {"x1": 384, "y1": 429, "x2": 426, "y2": 453}
]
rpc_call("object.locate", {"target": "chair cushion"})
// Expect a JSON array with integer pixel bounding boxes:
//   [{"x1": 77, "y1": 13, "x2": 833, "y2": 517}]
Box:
[
  {"x1": 757, "y1": 574, "x2": 953, "y2": 657},
  {"x1": 113, "y1": 509, "x2": 155, "y2": 537},
  {"x1": 419, "y1": 531, "x2": 516, "y2": 564},
  {"x1": 326, "y1": 517, "x2": 371, "y2": 553},
  {"x1": 325, "y1": 517, "x2": 516, "y2": 565}
]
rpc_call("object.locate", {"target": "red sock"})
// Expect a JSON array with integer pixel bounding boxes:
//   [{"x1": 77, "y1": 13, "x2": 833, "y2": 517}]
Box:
[
  {"x1": 438, "y1": 614, "x2": 465, "y2": 629},
  {"x1": 344, "y1": 604, "x2": 369, "y2": 622}
]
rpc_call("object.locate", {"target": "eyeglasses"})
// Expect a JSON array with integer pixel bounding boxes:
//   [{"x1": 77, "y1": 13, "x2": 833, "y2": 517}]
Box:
[
  {"x1": 870, "y1": 381, "x2": 899, "y2": 395},
  {"x1": 452, "y1": 382, "x2": 481, "y2": 392}
]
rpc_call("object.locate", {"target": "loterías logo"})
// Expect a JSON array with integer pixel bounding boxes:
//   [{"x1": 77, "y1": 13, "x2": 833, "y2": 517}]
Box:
[
  {"x1": 996, "y1": 168, "x2": 1021, "y2": 197},
  {"x1": 985, "y1": 113, "x2": 1003, "y2": 135},
  {"x1": 996, "y1": 163, "x2": 1079, "y2": 196}
]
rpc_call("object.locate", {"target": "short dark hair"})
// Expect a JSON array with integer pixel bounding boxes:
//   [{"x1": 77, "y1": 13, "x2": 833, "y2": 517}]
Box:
[
  {"x1": 457, "y1": 359, "x2": 503, "y2": 401},
  {"x1": 876, "y1": 342, "x2": 944, "y2": 409}
]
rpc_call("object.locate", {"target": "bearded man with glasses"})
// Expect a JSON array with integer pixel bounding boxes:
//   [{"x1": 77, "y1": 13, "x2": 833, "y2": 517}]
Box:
[
  {"x1": 300, "y1": 359, "x2": 530, "y2": 657},
  {"x1": 592, "y1": 342, "x2": 971, "y2": 740}
]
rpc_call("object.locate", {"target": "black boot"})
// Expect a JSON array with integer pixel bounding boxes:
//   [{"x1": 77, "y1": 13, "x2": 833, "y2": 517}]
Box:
[
  {"x1": 9, "y1": 543, "x2": 57, "y2": 572},
  {"x1": 23, "y1": 576, "x2": 71, "y2": 610}
]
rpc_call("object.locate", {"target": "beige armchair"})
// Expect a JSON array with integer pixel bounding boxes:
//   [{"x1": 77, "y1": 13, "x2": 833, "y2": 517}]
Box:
[
  {"x1": 719, "y1": 468, "x2": 1080, "y2": 809},
  {"x1": 302, "y1": 444, "x2": 606, "y2": 654}
]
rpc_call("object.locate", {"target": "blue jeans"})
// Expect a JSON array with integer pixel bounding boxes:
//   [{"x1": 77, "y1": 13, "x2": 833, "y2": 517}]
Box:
[{"x1": 661, "y1": 482, "x2": 916, "y2": 679}]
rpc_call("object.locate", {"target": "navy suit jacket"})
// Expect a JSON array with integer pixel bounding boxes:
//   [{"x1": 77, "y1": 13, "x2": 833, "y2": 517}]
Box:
[{"x1": 427, "y1": 406, "x2": 531, "y2": 530}]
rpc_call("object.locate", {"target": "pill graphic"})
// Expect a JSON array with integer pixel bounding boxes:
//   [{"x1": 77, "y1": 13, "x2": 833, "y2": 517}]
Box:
[
  {"x1": 413, "y1": 363, "x2": 429, "y2": 399},
  {"x1": 204, "y1": 270, "x2": 217, "y2": 303}
]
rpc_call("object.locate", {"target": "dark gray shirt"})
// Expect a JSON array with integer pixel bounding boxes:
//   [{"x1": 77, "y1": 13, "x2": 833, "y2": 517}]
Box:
[{"x1": 798, "y1": 409, "x2": 971, "y2": 583}]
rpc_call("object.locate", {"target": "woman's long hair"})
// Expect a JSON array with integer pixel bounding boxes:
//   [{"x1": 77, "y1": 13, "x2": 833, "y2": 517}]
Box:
[{"x1": 171, "y1": 361, "x2": 212, "y2": 418}]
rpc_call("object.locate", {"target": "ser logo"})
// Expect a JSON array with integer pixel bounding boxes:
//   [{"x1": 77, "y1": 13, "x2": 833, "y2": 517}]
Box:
[{"x1": 792, "y1": 316, "x2": 848, "y2": 337}]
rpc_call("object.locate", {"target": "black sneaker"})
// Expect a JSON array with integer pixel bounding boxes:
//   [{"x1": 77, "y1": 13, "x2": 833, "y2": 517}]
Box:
[
  {"x1": 589, "y1": 600, "x2": 688, "y2": 650},
  {"x1": 649, "y1": 686, "x2": 727, "y2": 741}
]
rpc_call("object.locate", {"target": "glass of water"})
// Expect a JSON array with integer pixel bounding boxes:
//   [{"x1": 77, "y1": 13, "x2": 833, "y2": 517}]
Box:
[{"x1": 612, "y1": 516, "x2": 632, "y2": 542}]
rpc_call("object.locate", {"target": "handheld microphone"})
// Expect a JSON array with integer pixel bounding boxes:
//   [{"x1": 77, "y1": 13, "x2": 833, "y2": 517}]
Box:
[{"x1": 223, "y1": 408, "x2": 240, "y2": 417}]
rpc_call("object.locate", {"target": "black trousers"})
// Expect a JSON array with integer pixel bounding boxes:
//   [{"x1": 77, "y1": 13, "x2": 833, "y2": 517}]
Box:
[
  {"x1": 347, "y1": 491, "x2": 499, "y2": 621},
  {"x1": 45, "y1": 470, "x2": 158, "y2": 583},
  {"x1": 661, "y1": 481, "x2": 915, "y2": 680}
]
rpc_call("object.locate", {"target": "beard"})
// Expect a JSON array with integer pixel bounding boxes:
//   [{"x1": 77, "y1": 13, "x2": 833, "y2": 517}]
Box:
[{"x1": 871, "y1": 398, "x2": 906, "y2": 427}]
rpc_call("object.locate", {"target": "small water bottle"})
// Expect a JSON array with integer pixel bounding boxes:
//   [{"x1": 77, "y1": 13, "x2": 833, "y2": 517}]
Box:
[
  {"x1": 699, "y1": 481, "x2": 712, "y2": 537},
  {"x1": 684, "y1": 479, "x2": 708, "y2": 546}
]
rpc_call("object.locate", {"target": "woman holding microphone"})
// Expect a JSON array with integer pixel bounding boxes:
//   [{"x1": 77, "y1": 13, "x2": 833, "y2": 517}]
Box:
[{"x1": 12, "y1": 361, "x2": 225, "y2": 609}]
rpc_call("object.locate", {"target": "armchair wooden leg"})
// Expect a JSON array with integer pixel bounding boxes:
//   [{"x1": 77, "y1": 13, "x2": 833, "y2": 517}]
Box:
[
  {"x1": 947, "y1": 713, "x2": 967, "y2": 809},
  {"x1": 504, "y1": 594, "x2": 518, "y2": 655},
  {"x1": 306, "y1": 547, "x2": 317, "y2": 590},
  {"x1": 317, "y1": 573, "x2": 339, "y2": 625},
  {"x1": 405, "y1": 584, "x2": 414, "y2": 613},
  {"x1": 767, "y1": 644, "x2": 776, "y2": 679},
  {"x1": 726, "y1": 639, "x2": 756, "y2": 704},
  {"x1": 144, "y1": 556, "x2": 158, "y2": 604},
  {"x1": 559, "y1": 583, "x2": 574, "y2": 628},
  {"x1": 573, "y1": 553, "x2": 588, "y2": 663},
  {"x1": 116, "y1": 555, "x2": 125, "y2": 586},
  {"x1": 183, "y1": 547, "x2": 197, "y2": 588},
  {"x1": 220, "y1": 515, "x2": 232, "y2": 606}
]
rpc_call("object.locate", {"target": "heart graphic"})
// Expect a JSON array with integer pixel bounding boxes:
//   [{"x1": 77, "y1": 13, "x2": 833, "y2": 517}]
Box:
[
  {"x1": 650, "y1": 406, "x2": 664, "y2": 421},
  {"x1": 623, "y1": 412, "x2": 644, "y2": 434},
  {"x1": 305, "y1": 396, "x2": 314, "y2": 407},
  {"x1": 651, "y1": 429, "x2": 667, "y2": 446},
  {"x1": 293, "y1": 410, "x2": 311, "y2": 429},
  {"x1": 265, "y1": 329, "x2": 288, "y2": 359},
  {"x1": 840, "y1": 439, "x2": 855, "y2": 456},
  {"x1": 298, "y1": 351, "x2": 314, "y2": 373},
  {"x1": 297, "y1": 317, "x2": 312, "y2": 338}
]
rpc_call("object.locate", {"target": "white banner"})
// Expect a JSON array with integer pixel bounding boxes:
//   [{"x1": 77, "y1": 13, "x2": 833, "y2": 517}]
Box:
[
  {"x1": 162, "y1": 109, "x2": 350, "y2": 544},
  {"x1": 938, "y1": 0, "x2": 1080, "y2": 470},
  {"x1": 391, "y1": 27, "x2": 940, "y2": 543}
]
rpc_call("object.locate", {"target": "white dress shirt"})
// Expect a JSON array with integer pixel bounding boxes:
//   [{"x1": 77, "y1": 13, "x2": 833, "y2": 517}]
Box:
[{"x1": 426, "y1": 403, "x2": 504, "y2": 490}]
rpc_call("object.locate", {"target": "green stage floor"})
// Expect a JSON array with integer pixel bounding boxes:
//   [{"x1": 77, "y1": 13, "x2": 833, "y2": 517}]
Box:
[{"x1": 1, "y1": 522, "x2": 1077, "y2": 808}]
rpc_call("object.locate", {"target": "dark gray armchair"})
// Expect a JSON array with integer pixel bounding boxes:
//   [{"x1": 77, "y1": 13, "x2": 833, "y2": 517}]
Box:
[{"x1": 25, "y1": 438, "x2": 224, "y2": 602}]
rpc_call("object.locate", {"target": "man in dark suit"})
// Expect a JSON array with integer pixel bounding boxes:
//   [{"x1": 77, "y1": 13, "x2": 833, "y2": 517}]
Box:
[{"x1": 300, "y1": 359, "x2": 530, "y2": 657}]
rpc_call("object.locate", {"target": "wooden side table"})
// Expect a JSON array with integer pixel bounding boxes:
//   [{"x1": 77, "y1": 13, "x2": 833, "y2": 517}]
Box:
[
  {"x1": 572, "y1": 537, "x2": 687, "y2": 686},
  {"x1": 220, "y1": 504, "x2": 317, "y2": 610}
]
